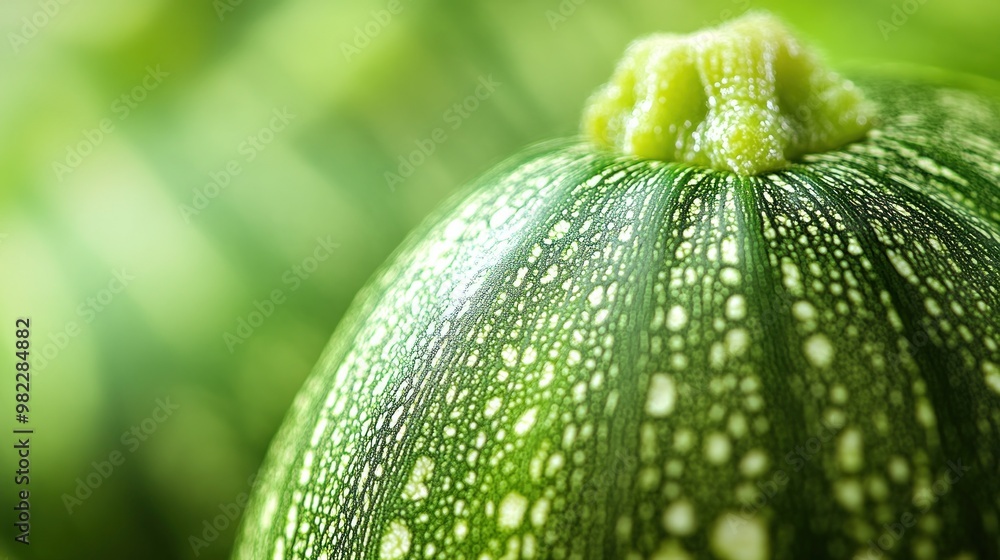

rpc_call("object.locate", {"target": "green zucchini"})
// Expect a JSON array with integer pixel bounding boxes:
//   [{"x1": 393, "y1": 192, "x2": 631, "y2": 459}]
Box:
[{"x1": 235, "y1": 13, "x2": 1000, "y2": 560}]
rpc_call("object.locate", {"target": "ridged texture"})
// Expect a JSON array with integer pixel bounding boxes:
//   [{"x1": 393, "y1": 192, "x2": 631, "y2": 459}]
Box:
[
  {"x1": 583, "y1": 13, "x2": 875, "y2": 175},
  {"x1": 235, "y1": 76, "x2": 1000, "y2": 560}
]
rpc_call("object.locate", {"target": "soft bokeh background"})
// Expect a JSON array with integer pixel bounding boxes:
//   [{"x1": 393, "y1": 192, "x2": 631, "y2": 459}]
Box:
[{"x1": 0, "y1": 1, "x2": 997, "y2": 558}]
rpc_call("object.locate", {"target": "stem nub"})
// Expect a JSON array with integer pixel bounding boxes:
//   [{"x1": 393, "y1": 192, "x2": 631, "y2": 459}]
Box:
[{"x1": 583, "y1": 12, "x2": 875, "y2": 175}]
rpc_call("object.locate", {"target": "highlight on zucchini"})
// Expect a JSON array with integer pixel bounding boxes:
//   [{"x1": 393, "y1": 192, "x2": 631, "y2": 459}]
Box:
[{"x1": 234, "y1": 11, "x2": 1000, "y2": 560}]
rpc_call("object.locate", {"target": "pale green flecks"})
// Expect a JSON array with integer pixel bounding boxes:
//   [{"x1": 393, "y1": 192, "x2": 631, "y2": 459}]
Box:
[
  {"x1": 888, "y1": 249, "x2": 917, "y2": 281},
  {"x1": 673, "y1": 429, "x2": 696, "y2": 453},
  {"x1": 792, "y1": 300, "x2": 817, "y2": 323},
  {"x1": 803, "y1": 333, "x2": 834, "y2": 368},
  {"x1": 651, "y1": 540, "x2": 694, "y2": 560},
  {"x1": 645, "y1": 373, "x2": 677, "y2": 417},
  {"x1": 638, "y1": 467, "x2": 660, "y2": 492},
  {"x1": 721, "y1": 237, "x2": 740, "y2": 264},
  {"x1": 454, "y1": 520, "x2": 468, "y2": 541},
  {"x1": 583, "y1": 12, "x2": 874, "y2": 174},
  {"x1": 497, "y1": 492, "x2": 529, "y2": 530},
  {"x1": 704, "y1": 432, "x2": 732, "y2": 465},
  {"x1": 259, "y1": 494, "x2": 278, "y2": 533},
  {"x1": 833, "y1": 478, "x2": 865, "y2": 512},
  {"x1": 720, "y1": 267, "x2": 741, "y2": 285},
  {"x1": 484, "y1": 397, "x2": 503, "y2": 418},
  {"x1": 298, "y1": 451, "x2": 314, "y2": 485},
  {"x1": 662, "y1": 500, "x2": 697, "y2": 536},
  {"x1": 781, "y1": 261, "x2": 804, "y2": 294},
  {"x1": 887, "y1": 456, "x2": 911, "y2": 484},
  {"x1": 284, "y1": 504, "x2": 298, "y2": 541},
  {"x1": 379, "y1": 520, "x2": 411, "y2": 560},
  {"x1": 823, "y1": 409, "x2": 846, "y2": 433},
  {"x1": 915, "y1": 398, "x2": 937, "y2": 428},
  {"x1": 710, "y1": 514, "x2": 769, "y2": 560},
  {"x1": 588, "y1": 285, "x2": 605, "y2": 307},
  {"x1": 501, "y1": 345, "x2": 518, "y2": 367},
  {"x1": 925, "y1": 297, "x2": 943, "y2": 317},
  {"x1": 984, "y1": 360, "x2": 1000, "y2": 395},
  {"x1": 837, "y1": 428, "x2": 864, "y2": 473},
  {"x1": 725, "y1": 328, "x2": 750, "y2": 357},
  {"x1": 725, "y1": 294, "x2": 747, "y2": 320},
  {"x1": 666, "y1": 305, "x2": 688, "y2": 331},
  {"x1": 401, "y1": 456, "x2": 435, "y2": 501},
  {"x1": 546, "y1": 452, "x2": 565, "y2": 476},
  {"x1": 272, "y1": 537, "x2": 284, "y2": 560},
  {"x1": 727, "y1": 412, "x2": 749, "y2": 439},
  {"x1": 522, "y1": 346, "x2": 538, "y2": 365},
  {"x1": 514, "y1": 407, "x2": 538, "y2": 435},
  {"x1": 238, "y1": 77, "x2": 1000, "y2": 558},
  {"x1": 738, "y1": 449, "x2": 770, "y2": 478},
  {"x1": 539, "y1": 362, "x2": 555, "y2": 388},
  {"x1": 530, "y1": 497, "x2": 550, "y2": 527}
]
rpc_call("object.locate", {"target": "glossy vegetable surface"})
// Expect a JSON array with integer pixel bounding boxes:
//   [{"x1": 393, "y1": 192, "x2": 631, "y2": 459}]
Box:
[{"x1": 234, "y1": 72, "x2": 1000, "y2": 559}]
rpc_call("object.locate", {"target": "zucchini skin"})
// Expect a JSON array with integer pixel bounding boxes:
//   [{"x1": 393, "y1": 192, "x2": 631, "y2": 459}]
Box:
[{"x1": 235, "y1": 76, "x2": 1000, "y2": 560}]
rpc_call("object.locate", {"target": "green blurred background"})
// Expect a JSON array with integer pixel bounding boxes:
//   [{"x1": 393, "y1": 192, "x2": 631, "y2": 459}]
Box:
[{"x1": 0, "y1": 0, "x2": 997, "y2": 558}]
